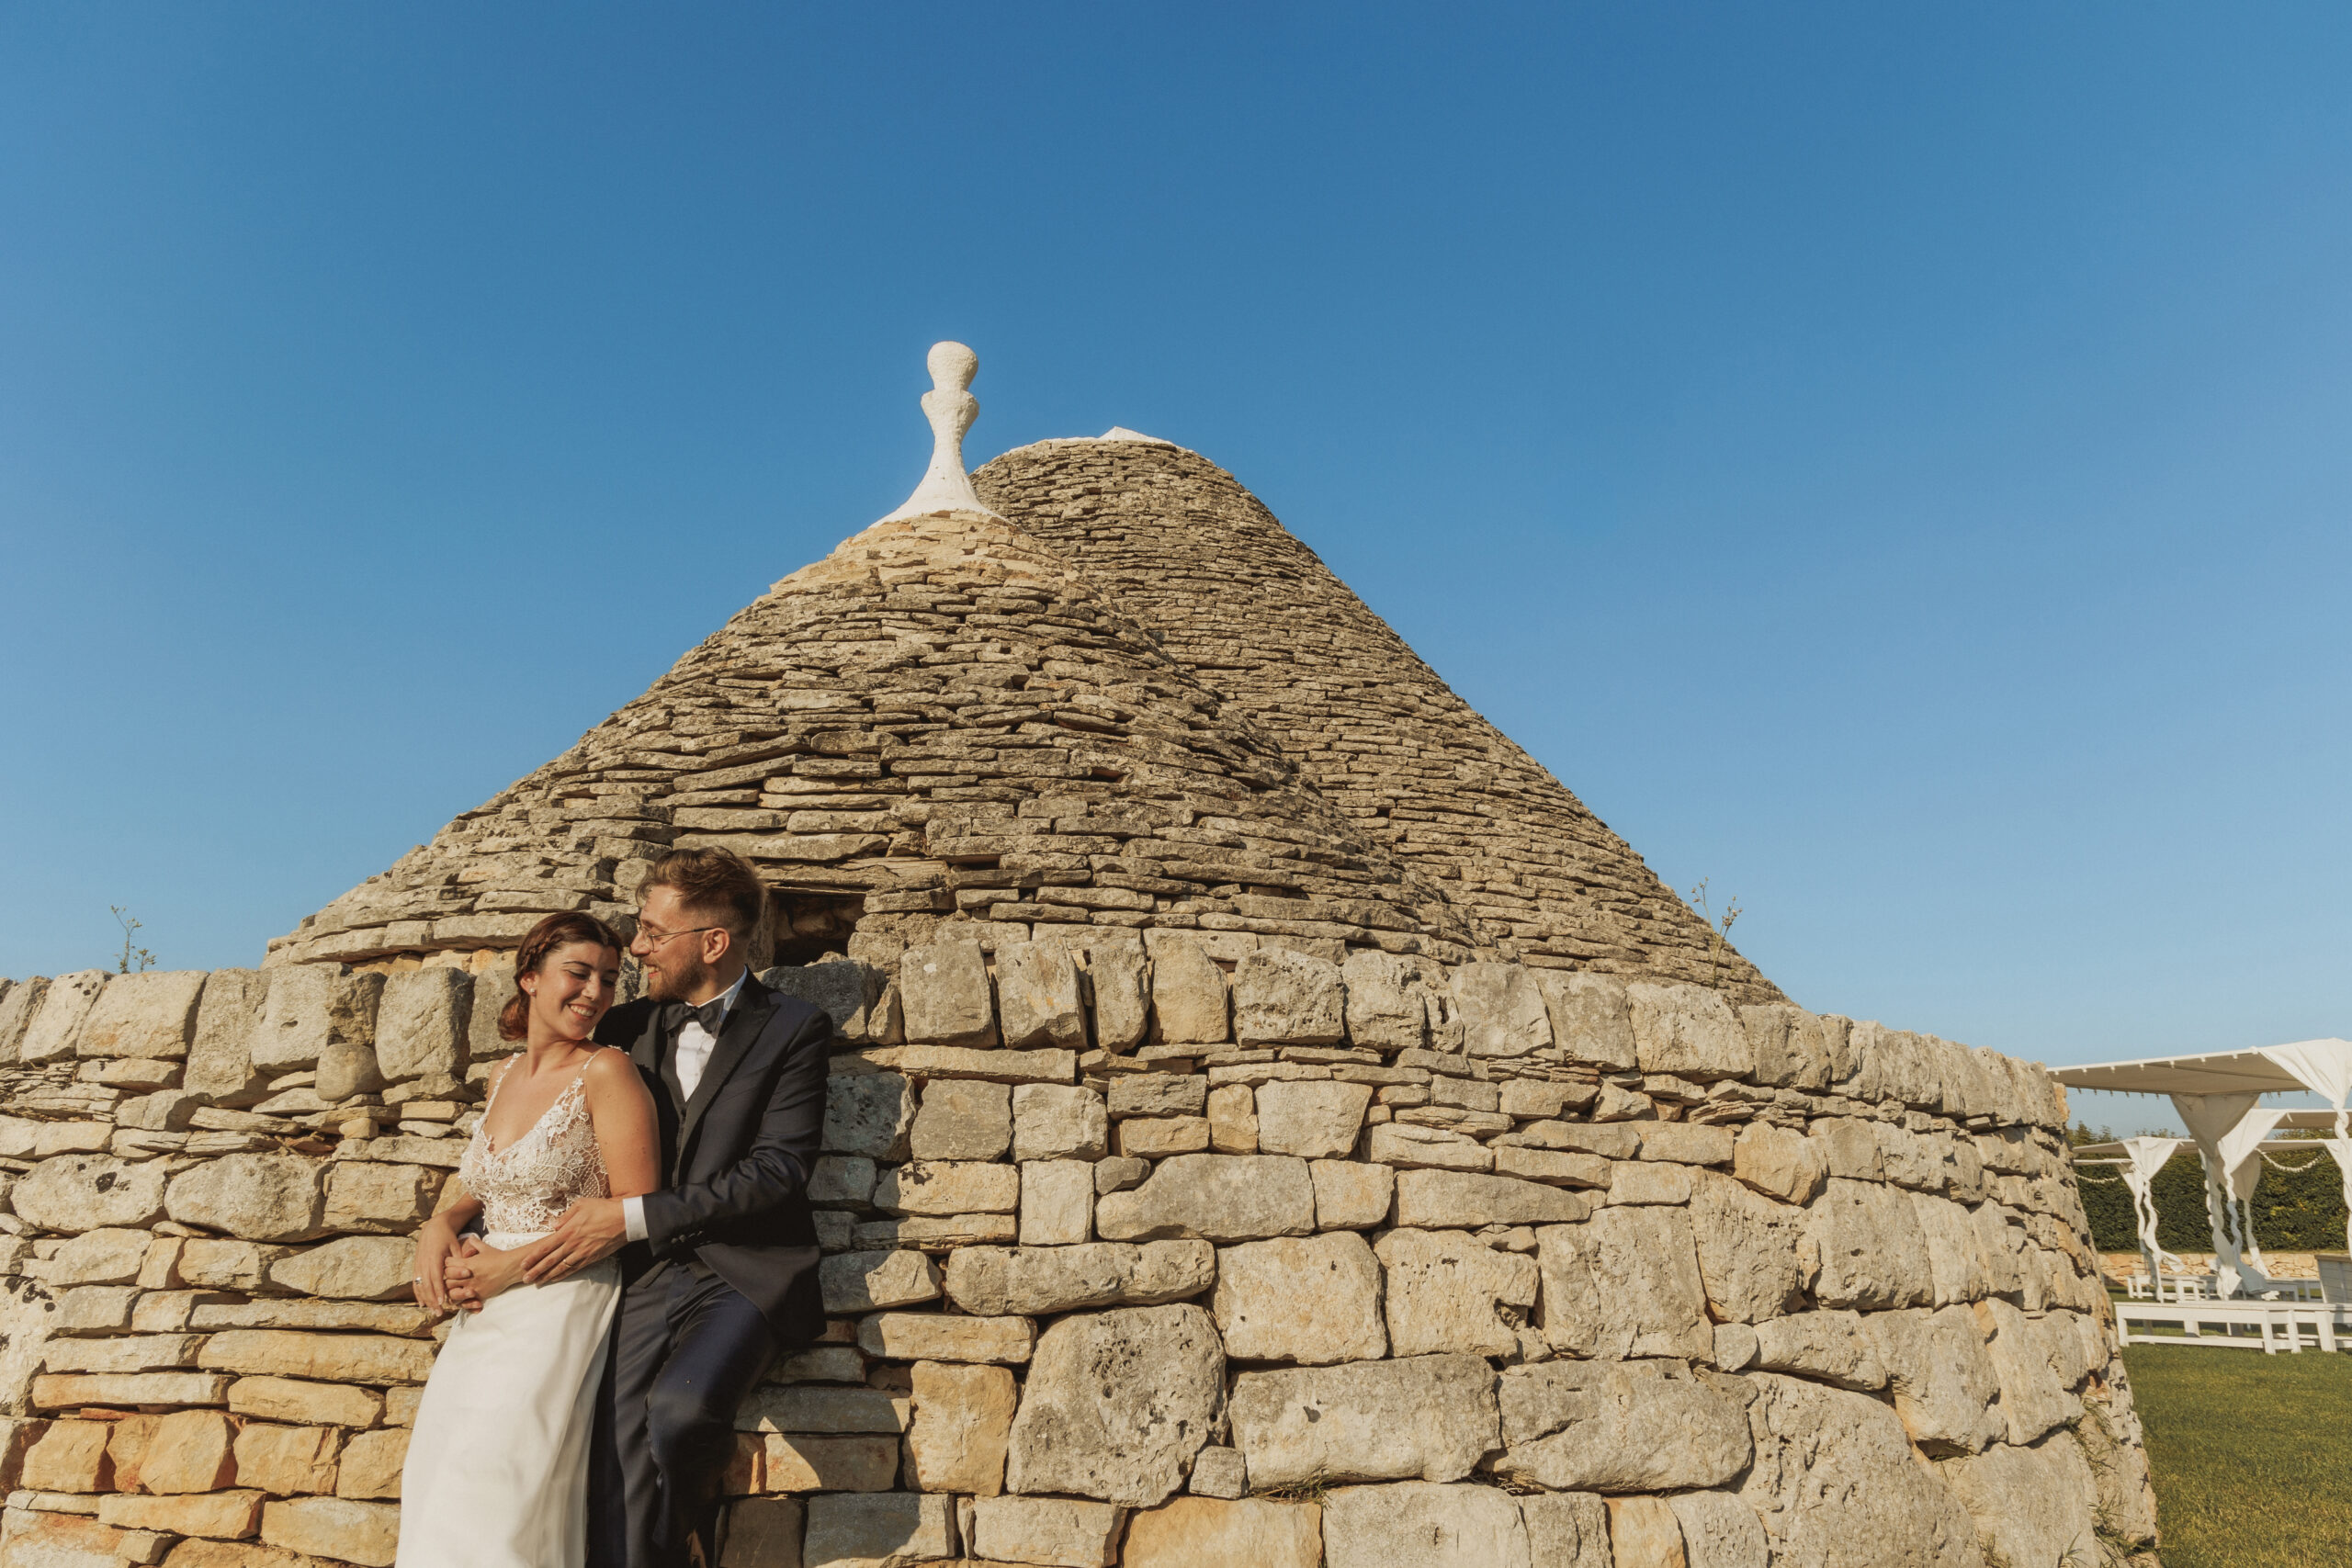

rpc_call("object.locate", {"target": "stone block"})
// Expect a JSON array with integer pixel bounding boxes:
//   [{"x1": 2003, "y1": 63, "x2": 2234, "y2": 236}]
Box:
[
  {"x1": 808, "y1": 1156, "x2": 876, "y2": 1207},
  {"x1": 799, "y1": 1495, "x2": 955, "y2": 1568},
  {"x1": 1205, "y1": 1082, "x2": 1257, "y2": 1152},
  {"x1": 0, "y1": 976, "x2": 49, "y2": 1067},
  {"x1": 1502, "y1": 1120, "x2": 1639, "y2": 1158},
  {"x1": 1535, "y1": 1206, "x2": 1711, "y2": 1359},
  {"x1": 1367, "y1": 1123, "x2": 1492, "y2": 1172},
  {"x1": 1806, "y1": 1117, "x2": 1882, "y2": 1180},
  {"x1": 1107, "y1": 1073, "x2": 1208, "y2": 1118},
  {"x1": 1187, "y1": 1446, "x2": 1249, "y2": 1499},
  {"x1": 1865, "y1": 1305, "x2": 2004, "y2": 1456},
  {"x1": 898, "y1": 942, "x2": 995, "y2": 1047},
  {"x1": 198, "y1": 1331, "x2": 435, "y2": 1385},
  {"x1": 1737, "y1": 1003, "x2": 1832, "y2": 1090},
  {"x1": 1494, "y1": 1359, "x2": 1750, "y2": 1491},
  {"x1": 232, "y1": 1424, "x2": 342, "y2": 1495},
  {"x1": 1004, "y1": 1304, "x2": 1223, "y2": 1507},
  {"x1": 166, "y1": 1154, "x2": 327, "y2": 1245},
  {"x1": 1087, "y1": 943, "x2": 1152, "y2": 1052},
  {"x1": 1095, "y1": 1154, "x2": 1317, "y2": 1242},
  {"x1": 1123, "y1": 1496, "x2": 1320, "y2": 1568},
  {"x1": 904, "y1": 1360, "x2": 1016, "y2": 1495},
  {"x1": 994, "y1": 942, "x2": 1085, "y2": 1049},
  {"x1": 21, "y1": 971, "x2": 108, "y2": 1064},
  {"x1": 1534, "y1": 973, "x2": 1637, "y2": 1071},
  {"x1": 1607, "y1": 1160, "x2": 1693, "y2": 1204},
  {"x1": 872, "y1": 1161, "x2": 1020, "y2": 1217},
  {"x1": 1751, "y1": 1311, "x2": 1887, "y2": 1391},
  {"x1": 1453, "y1": 964, "x2": 1552, "y2": 1058},
  {"x1": 1731, "y1": 1122, "x2": 1825, "y2": 1203},
  {"x1": 267, "y1": 1237, "x2": 413, "y2": 1302},
  {"x1": 1936, "y1": 1437, "x2": 2099, "y2": 1568},
  {"x1": 372, "y1": 970, "x2": 471, "y2": 1084},
  {"x1": 1019, "y1": 1160, "x2": 1094, "y2": 1245},
  {"x1": 944, "y1": 1240, "x2": 1215, "y2": 1316},
  {"x1": 1093, "y1": 1155, "x2": 1149, "y2": 1194},
  {"x1": 1973, "y1": 1297, "x2": 2075, "y2": 1445},
  {"x1": 46, "y1": 1229, "x2": 152, "y2": 1287},
  {"x1": 824, "y1": 1073, "x2": 916, "y2": 1162},
  {"x1": 75, "y1": 971, "x2": 205, "y2": 1061},
  {"x1": 1686, "y1": 1169, "x2": 1805, "y2": 1325},
  {"x1": 762, "y1": 960, "x2": 871, "y2": 1043},
  {"x1": 1341, "y1": 950, "x2": 1428, "y2": 1052},
  {"x1": 14, "y1": 1154, "x2": 168, "y2": 1233},
  {"x1": 0, "y1": 1511, "x2": 125, "y2": 1568},
  {"x1": 1625, "y1": 980, "x2": 1749, "y2": 1080},
  {"x1": 40, "y1": 1335, "x2": 206, "y2": 1375},
  {"x1": 253, "y1": 967, "x2": 381, "y2": 1074},
  {"x1": 314, "y1": 1040, "x2": 384, "y2": 1103},
  {"x1": 258, "y1": 1497, "x2": 397, "y2": 1566},
  {"x1": 1231, "y1": 949, "x2": 1346, "y2": 1045},
  {"x1": 465, "y1": 971, "x2": 517, "y2": 1066},
  {"x1": 1804, "y1": 1178, "x2": 1935, "y2": 1311},
  {"x1": 758, "y1": 1434, "x2": 899, "y2": 1493},
  {"x1": 1376, "y1": 1227, "x2": 1537, "y2": 1358},
  {"x1": 910, "y1": 1078, "x2": 1012, "y2": 1161},
  {"x1": 52, "y1": 1285, "x2": 140, "y2": 1334},
  {"x1": 1635, "y1": 1122, "x2": 1733, "y2": 1165},
  {"x1": 1309, "y1": 1157, "x2": 1394, "y2": 1229},
  {"x1": 737, "y1": 1385, "x2": 910, "y2": 1436},
  {"x1": 1010, "y1": 1084, "x2": 1109, "y2": 1162},
  {"x1": 817, "y1": 1250, "x2": 944, "y2": 1314},
  {"x1": 1392, "y1": 1169, "x2": 1590, "y2": 1229},
  {"x1": 1517, "y1": 1492, "x2": 1612, "y2": 1568},
  {"x1": 178, "y1": 1239, "x2": 290, "y2": 1292},
  {"x1": 317, "y1": 1161, "x2": 437, "y2": 1232},
  {"x1": 1147, "y1": 934, "x2": 1228, "y2": 1044},
  {"x1": 1911, "y1": 1191, "x2": 1991, "y2": 1306},
  {"x1": 1607, "y1": 1495, "x2": 1687, "y2": 1568},
  {"x1": 967, "y1": 1495, "x2": 1125, "y2": 1568},
  {"x1": 1323, "y1": 1482, "x2": 1530, "y2": 1568},
  {"x1": 229, "y1": 1377, "x2": 383, "y2": 1428},
  {"x1": 1736, "y1": 1373, "x2": 1981, "y2": 1568},
  {"x1": 1115, "y1": 1115, "x2": 1211, "y2": 1157},
  {"x1": 22, "y1": 1421, "x2": 114, "y2": 1492},
  {"x1": 333, "y1": 1428, "x2": 406, "y2": 1500},
  {"x1": 1229, "y1": 1354, "x2": 1498, "y2": 1486},
  {"x1": 718, "y1": 1495, "x2": 803, "y2": 1568},
  {"x1": 96, "y1": 1491, "x2": 262, "y2": 1540},
  {"x1": 1212, "y1": 1232, "x2": 1385, "y2": 1363},
  {"x1": 1254, "y1": 1079, "x2": 1373, "y2": 1158}
]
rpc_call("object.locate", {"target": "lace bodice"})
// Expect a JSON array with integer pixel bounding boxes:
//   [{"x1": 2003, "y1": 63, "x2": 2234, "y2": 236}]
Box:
[{"x1": 458, "y1": 1058, "x2": 610, "y2": 1235}]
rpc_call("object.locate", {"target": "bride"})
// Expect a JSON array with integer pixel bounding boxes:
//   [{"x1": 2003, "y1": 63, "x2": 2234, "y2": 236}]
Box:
[{"x1": 400, "y1": 911, "x2": 659, "y2": 1567}]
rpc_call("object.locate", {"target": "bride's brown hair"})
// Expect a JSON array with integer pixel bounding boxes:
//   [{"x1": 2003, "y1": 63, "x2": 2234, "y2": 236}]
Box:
[{"x1": 497, "y1": 911, "x2": 627, "y2": 1043}]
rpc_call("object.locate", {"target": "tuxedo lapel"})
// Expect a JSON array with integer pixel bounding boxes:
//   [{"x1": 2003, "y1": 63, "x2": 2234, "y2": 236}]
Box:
[{"x1": 676, "y1": 976, "x2": 776, "y2": 1157}]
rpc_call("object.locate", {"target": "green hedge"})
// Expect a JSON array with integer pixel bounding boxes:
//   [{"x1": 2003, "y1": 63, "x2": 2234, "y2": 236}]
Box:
[{"x1": 2078, "y1": 1145, "x2": 2349, "y2": 1253}]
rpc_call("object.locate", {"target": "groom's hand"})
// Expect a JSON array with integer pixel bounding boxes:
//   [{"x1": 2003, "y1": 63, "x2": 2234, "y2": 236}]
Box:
[{"x1": 522, "y1": 1197, "x2": 629, "y2": 1284}]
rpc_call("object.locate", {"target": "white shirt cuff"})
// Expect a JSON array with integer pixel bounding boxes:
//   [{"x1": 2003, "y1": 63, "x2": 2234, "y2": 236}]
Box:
[{"x1": 622, "y1": 1195, "x2": 648, "y2": 1244}]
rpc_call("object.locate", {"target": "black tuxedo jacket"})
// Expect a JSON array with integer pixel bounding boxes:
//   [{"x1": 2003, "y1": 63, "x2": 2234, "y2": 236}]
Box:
[{"x1": 594, "y1": 973, "x2": 832, "y2": 1343}]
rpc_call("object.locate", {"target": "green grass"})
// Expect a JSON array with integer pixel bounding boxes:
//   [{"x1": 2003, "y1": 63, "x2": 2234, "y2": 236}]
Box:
[{"x1": 2123, "y1": 1343, "x2": 2352, "y2": 1567}]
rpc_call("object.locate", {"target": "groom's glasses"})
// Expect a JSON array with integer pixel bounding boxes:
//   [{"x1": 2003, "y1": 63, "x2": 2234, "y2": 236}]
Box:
[{"x1": 633, "y1": 922, "x2": 722, "y2": 953}]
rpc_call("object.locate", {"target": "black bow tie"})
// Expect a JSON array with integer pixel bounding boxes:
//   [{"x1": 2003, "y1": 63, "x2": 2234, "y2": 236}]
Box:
[{"x1": 666, "y1": 998, "x2": 728, "y2": 1038}]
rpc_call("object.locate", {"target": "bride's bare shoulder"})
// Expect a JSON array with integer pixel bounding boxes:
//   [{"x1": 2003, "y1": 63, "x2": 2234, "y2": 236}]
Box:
[{"x1": 582, "y1": 1046, "x2": 654, "y2": 1101}]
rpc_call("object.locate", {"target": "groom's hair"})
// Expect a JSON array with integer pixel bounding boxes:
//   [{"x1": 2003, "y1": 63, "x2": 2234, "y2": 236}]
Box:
[{"x1": 645, "y1": 847, "x2": 766, "y2": 942}]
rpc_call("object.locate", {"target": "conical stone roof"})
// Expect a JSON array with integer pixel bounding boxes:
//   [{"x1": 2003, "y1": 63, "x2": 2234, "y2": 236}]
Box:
[{"x1": 281, "y1": 351, "x2": 1777, "y2": 1004}]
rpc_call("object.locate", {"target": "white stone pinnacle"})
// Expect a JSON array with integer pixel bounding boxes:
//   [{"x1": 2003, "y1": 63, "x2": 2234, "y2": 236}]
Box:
[{"x1": 877, "y1": 341, "x2": 1008, "y2": 525}]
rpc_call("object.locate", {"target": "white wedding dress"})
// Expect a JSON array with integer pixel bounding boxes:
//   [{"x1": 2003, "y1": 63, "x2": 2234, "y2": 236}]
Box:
[{"x1": 398, "y1": 1060, "x2": 621, "y2": 1567}]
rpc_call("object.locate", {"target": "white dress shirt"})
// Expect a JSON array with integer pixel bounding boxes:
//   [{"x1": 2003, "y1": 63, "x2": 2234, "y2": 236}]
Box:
[{"x1": 621, "y1": 968, "x2": 747, "y2": 1244}]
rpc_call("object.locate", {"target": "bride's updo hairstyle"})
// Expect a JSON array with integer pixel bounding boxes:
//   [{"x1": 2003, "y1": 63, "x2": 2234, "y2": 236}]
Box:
[{"x1": 497, "y1": 911, "x2": 627, "y2": 1043}]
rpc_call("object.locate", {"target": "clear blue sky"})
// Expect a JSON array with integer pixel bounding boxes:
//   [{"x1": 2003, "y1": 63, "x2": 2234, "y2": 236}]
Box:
[{"x1": 4, "y1": 6, "x2": 2346, "y2": 1133}]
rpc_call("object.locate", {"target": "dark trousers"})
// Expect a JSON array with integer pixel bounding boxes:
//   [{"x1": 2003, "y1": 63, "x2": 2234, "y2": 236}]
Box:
[{"x1": 591, "y1": 1259, "x2": 783, "y2": 1568}]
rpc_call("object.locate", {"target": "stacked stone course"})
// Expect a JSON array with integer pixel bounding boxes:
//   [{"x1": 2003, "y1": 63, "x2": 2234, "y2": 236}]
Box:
[{"x1": 0, "y1": 947, "x2": 2157, "y2": 1568}]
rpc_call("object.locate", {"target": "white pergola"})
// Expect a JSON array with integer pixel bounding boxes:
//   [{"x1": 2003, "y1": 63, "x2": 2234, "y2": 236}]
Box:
[{"x1": 2058, "y1": 1040, "x2": 2352, "y2": 1300}]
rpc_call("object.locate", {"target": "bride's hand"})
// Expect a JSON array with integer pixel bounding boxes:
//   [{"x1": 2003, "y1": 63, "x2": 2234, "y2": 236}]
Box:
[
  {"x1": 412, "y1": 1215, "x2": 464, "y2": 1315},
  {"x1": 444, "y1": 1237, "x2": 529, "y2": 1312}
]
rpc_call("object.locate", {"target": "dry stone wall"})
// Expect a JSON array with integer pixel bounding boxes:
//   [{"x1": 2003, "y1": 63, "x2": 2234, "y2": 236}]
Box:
[{"x1": 0, "y1": 953, "x2": 2158, "y2": 1568}]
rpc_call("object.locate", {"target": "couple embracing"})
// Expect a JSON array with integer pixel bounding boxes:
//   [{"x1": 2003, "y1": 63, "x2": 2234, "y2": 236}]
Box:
[{"x1": 397, "y1": 848, "x2": 831, "y2": 1568}]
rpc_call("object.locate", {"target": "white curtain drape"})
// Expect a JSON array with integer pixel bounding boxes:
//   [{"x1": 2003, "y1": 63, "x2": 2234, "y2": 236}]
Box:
[
  {"x1": 2172, "y1": 1092, "x2": 2290, "y2": 1297},
  {"x1": 2117, "y1": 1135, "x2": 2186, "y2": 1286},
  {"x1": 2256, "y1": 1038, "x2": 2352, "y2": 1260}
]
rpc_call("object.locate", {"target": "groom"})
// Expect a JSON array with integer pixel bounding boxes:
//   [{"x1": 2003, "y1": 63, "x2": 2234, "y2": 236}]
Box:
[{"x1": 517, "y1": 846, "x2": 833, "y2": 1567}]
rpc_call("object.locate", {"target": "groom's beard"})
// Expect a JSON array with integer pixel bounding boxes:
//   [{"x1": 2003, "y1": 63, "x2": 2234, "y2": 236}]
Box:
[{"x1": 645, "y1": 949, "x2": 715, "y2": 1004}]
